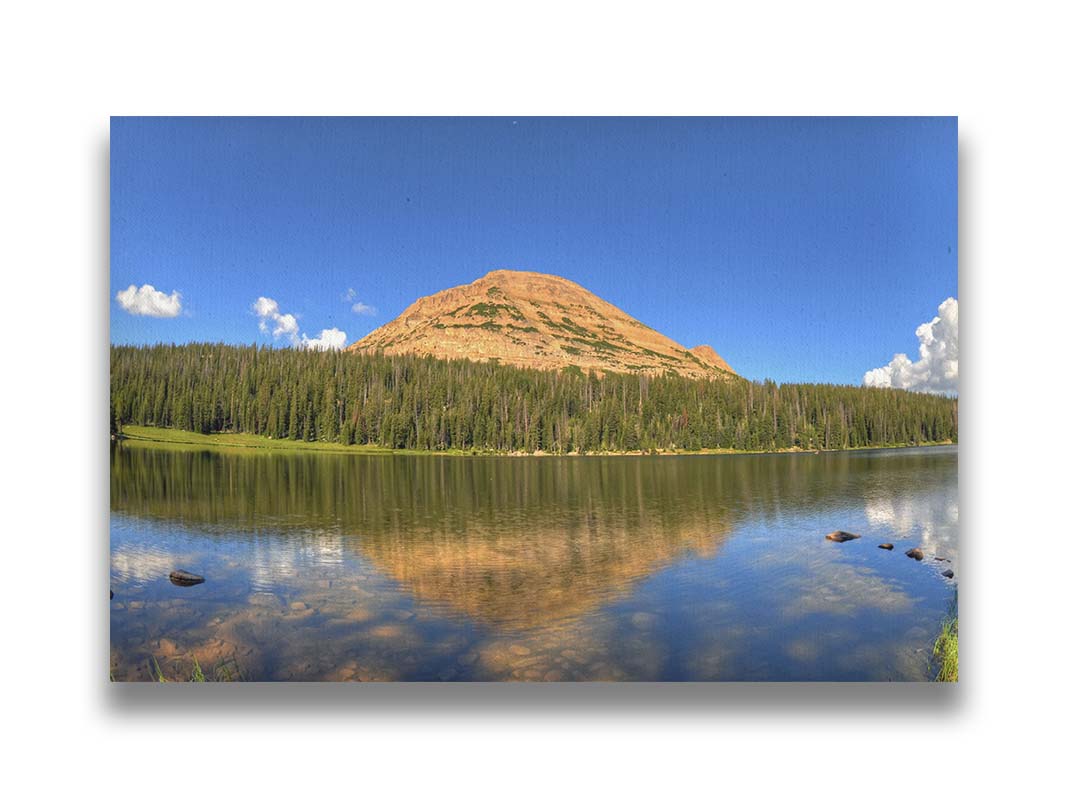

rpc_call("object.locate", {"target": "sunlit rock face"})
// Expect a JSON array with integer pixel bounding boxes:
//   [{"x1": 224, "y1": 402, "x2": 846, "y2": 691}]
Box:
[
  {"x1": 688, "y1": 344, "x2": 733, "y2": 374},
  {"x1": 349, "y1": 269, "x2": 736, "y2": 380}
]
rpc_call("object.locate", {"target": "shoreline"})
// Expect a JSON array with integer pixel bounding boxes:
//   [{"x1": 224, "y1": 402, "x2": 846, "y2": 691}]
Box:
[{"x1": 116, "y1": 425, "x2": 956, "y2": 459}]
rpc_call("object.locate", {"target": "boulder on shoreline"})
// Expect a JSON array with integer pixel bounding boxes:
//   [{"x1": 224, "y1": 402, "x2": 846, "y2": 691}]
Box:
[
  {"x1": 169, "y1": 569, "x2": 205, "y2": 586},
  {"x1": 905, "y1": 548, "x2": 924, "y2": 561},
  {"x1": 826, "y1": 530, "x2": 861, "y2": 542},
  {"x1": 878, "y1": 543, "x2": 894, "y2": 550}
]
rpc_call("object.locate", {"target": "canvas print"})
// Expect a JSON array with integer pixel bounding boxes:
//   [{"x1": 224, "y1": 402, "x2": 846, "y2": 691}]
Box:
[{"x1": 109, "y1": 117, "x2": 958, "y2": 682}]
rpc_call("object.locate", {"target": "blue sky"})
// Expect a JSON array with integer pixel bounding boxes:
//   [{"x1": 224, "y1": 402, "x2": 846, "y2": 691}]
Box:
[{"x1": 111, "y1": 117, "x2": 957, "y2": 385}]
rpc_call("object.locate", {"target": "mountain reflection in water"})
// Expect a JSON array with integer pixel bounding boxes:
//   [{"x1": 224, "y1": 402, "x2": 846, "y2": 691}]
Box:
[{"x1": 110, "y1": 443, "x2": 958, "y2": 681}]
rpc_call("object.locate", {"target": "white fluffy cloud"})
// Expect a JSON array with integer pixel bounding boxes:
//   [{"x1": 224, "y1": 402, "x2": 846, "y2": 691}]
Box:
[
  {"x1": 115, "y1": 284, "x2": 182, "y2": 317},
  {"x1": 301, "y1": 327, "x2": 348, "y2": 351},
  {"x1": 252, "y1": 296, "x2": 278, "y2": 320},
  {"x1": 253, "y1": 296, "x2": 300, "y2": 344},
  {"x1": 863, "y1": 297, "x2": 958, "y2": 394},
  {"x1": 345, "y1": 288, "x2": 377, "y2": 316},
  {"x1": 254, "y1": 296, "x2": 347, "y2": 350}
]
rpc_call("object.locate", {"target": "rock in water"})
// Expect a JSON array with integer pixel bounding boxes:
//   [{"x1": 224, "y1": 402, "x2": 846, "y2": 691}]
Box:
[
  {"x1": 110, "y1": 589, "x2": 113, "y2": 599},
  {"x1": 905, "y1": 548, "x2": 924, "y2": 561},
  {"x1": 942, "y1": 569, "x2": 955, "y2": 579},
  {"x1": 878, "y1": 543, "x2": 895, "y2": 550},
  {"x1": 826, "y1": 530, "x2": 861, "y2": 542},
  {"x1": 169, "y1": 569, "x2": 205, "y2": 586}
]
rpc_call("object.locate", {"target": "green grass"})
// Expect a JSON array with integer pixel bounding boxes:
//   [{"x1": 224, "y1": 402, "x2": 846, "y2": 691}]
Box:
[
  {"x1": 120, "y1": 424, "x2": 954, "y2": 460},
  {"x1": 144, "y1": 655, "x2": 242, "y2": 683},
  {"x1": 120, "y1": 425, "x2": 476, "y2": 457},
  {"x1": 465, "y1": 301, "x2": 525, "y2": 320},
  {"x1": 437, "y1": 320, "x2": 503, "y2": 331},
  {"x1": 932, "y1": 595, "x2": 959, "y2": 682},
  {"x1": 121, "y1": 425, "x2": 394, "y2": 455}
]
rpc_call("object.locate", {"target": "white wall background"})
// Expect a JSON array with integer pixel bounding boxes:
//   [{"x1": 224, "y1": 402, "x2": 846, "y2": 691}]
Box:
[{"x1": 2, "y1": 2, "x2": 1064, "y2": 797}]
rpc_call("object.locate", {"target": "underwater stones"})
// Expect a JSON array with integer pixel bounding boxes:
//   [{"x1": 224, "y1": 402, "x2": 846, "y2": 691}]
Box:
[
  {"x1": 826, "y1": 530, "x2": 861, "y2": 542},
  {"x1": 942, "y1": 569, "x2": 955, "y2": 579},
  {"x1": 344, "y1": 607, "x2": 375, "y2": 623},
  {"x1": 878, "y1": 543, "x2": 895, "y2": 550},
  {"x1": 247, "y1": 592, "x2": 281, "y2": 608},
  {"x1": 630, "y1": 612, "x2": 659, "y2": 630},
  {"x1": 169, "y1": 569, "x2": 205, "y2": 586},
  {"x1": 905, "y1": 548, "x2": 924, "y2": 561}
]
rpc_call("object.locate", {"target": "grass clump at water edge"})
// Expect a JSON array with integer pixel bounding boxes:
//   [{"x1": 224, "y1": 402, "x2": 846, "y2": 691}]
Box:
[
  {"x1": 932, "y1": 594, "x2": 958, "y2": 682},
  {"x1": 140, "y1": 655, "x2": 243, "y2": 683}
]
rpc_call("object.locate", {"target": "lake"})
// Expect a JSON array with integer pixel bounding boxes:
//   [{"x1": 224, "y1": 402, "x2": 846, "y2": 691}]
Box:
[{"x1": 110, "y1": 443, "x2": 958, "y2": 681}]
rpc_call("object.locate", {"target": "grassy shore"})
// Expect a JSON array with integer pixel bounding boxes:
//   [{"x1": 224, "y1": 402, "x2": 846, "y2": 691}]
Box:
[
  {"x1": 933, "y1": 596, "x2": 959, "y2": 682},
  {"x1": 117, "y1": 425, "x2": 954, "y2": 458},
  {"x1": 119, "y1": 425, "x2": 405, "y2": 455}
]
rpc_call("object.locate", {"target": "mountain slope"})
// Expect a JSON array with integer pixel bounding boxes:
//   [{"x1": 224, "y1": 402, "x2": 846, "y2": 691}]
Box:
[
  {"x1": 348, "y1": 269, "x2": 736, "y2": 380},
  {"x1": 689, "y1": 344, "x2": 733, "y2": 374}
]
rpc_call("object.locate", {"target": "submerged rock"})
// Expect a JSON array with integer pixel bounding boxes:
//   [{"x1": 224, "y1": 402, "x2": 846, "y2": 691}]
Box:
[
  {"x1": 934, "y1": 557, "x2": 951, "y2": 562},
  {"x1": 942, "y1": 569, "x2": 955, "y2": 579},
  {"x1": 248, "y1": 592, "x2": 280, "y2": 608},
  {"x1": 826, "y1": 530, "x2": 861, "y2": 542},
  {"x1": 169, "y1": 569, "x2": 205, "y2": 586},
  {"x1": 878, "y1": 543, "x2": 895, "y2": 550},
  {"x1": 110, "y1": 589, "x2": 113, "y2": 599},
  {"x1": 905, "y1": 548, "x2": 924, "y2": 561},
  {"x1": 631, "y1": 611, "x2": 660, "y2": 630}
]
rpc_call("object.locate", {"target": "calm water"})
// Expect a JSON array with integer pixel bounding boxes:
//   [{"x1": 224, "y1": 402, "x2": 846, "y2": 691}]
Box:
[{"x1": 110, "y1": 443, "x2": 958, "y2": 681}]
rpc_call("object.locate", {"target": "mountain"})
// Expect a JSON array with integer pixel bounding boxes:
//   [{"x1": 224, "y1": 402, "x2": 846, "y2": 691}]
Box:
[
  {"x1": 348, "y1": 269, "x2": 736, "y2": 380},
  {"x1": 688, "y1": 344, "x2": 734, "y2": 374}
]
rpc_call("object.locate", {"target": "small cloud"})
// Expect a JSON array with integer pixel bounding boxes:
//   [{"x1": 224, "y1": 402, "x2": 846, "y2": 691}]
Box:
[
  {"x1": 252, "y1": 296, "x2": 278, "y2": 326},
  {"x1": 301, "y1": 327, "x2": 348, "y2": 351},
  {"x1": 252, "y1": 296, "x2": 300, "y2": 345},
  {"x1": 863, "y1": 297, "x2": 958, "y2": 394},
  {"x1": 273, "y1": 313, "x2": 299, "y2": 339},
  {"x1": 344, "y1": 288, "x2": 377, "y2": 316},
  {"x1": 115, "y1": 284, "x2": 182, "y2": 317}
]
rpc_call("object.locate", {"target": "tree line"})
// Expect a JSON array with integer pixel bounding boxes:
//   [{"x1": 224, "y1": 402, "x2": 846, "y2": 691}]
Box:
[{"x1": 111, "y1": 343, "x2": 958, "y2": 453}]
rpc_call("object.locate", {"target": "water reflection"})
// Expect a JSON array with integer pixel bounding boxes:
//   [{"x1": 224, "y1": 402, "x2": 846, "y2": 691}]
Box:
[
  {"x1": 865, "y1": 491, "x2": 959, "y2": 564},
  {"x1": 110, "y1": 443, "x2": 959, "y2": 681}
]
